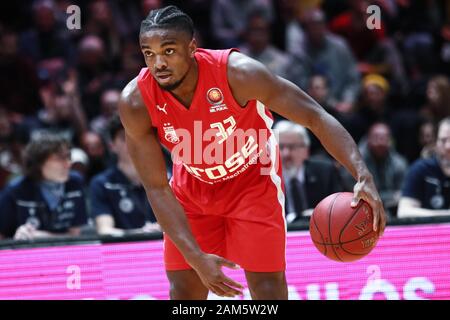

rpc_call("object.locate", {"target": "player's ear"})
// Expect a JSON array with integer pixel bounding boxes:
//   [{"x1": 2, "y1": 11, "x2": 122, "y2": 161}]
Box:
[{"x1": 189, "y1": 38, "x2": 197, "y2": 58}]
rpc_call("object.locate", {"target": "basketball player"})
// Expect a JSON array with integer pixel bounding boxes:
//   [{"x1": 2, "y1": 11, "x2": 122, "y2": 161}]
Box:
[{"x1": 119, "y1": 6, "x2": 386, "y2": 300}]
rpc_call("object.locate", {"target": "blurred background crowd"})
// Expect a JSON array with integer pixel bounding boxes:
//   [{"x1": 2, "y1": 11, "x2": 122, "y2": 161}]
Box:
[{"x1": 0, "y1": 0, "x2": 449, "y2": 241}]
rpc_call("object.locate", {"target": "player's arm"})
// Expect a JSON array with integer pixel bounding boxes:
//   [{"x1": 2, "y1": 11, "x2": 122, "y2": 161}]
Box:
[
  {"x1": 118, "y1": 78, "x2": 243, "y2": 297},
  {"x1": 397, "y1": 197, "x2": 450, "y2": 218},
  {"x1": 227, "y1": 52, "x2": 386, "y2": 235}
]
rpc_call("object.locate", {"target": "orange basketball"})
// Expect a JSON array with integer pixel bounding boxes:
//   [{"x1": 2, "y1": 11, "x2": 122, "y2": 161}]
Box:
[{"x1": 309, "y1": 192, "x2": 379, "y2": 262}]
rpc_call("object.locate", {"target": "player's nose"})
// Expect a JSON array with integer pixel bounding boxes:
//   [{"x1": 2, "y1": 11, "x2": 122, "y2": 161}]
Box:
[{"x1": 154, "y1": 55, "x2": 168, "y2": 70}]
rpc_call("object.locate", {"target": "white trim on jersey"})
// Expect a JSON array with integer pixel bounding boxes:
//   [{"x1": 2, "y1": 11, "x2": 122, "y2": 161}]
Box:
[{"x1": 255, "y1": 101, "x2": 287, "y2": 234}]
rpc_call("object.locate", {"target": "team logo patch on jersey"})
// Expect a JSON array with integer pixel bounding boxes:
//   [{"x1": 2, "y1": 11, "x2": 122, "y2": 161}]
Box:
[
  {"x1": 163, "y1": 123, "x2": 180, "y2": 144},
  {"x1": 207, "y1": 88, "x2": 224, "y2": 105},
  {"x1": 207, "y1": 88, "x2": 228, "y2": 112}
]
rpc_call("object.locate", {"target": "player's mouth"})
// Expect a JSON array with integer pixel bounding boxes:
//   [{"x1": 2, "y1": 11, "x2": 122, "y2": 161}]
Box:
[{"x1": 156, "y1": 72, "x2": 173, "y2": 83}]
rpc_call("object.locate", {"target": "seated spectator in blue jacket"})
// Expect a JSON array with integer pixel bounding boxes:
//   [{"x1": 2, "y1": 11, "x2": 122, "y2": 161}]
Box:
[
  {"x1": 0, "y1": 133, "x2": 88, "y2": 240},
  {"x1": 397, "y1": 117, "x2": 450, "y2": 217},
  {"x1": 89, "y1": 116, "x2": 160, "y2": 236}
]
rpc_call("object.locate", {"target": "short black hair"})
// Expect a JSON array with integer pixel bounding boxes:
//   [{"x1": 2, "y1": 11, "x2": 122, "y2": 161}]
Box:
[
  {"x1": 140, "y1": 5, "x2": 194, "y2": 39},
  {"x1": 107, "y1": 115, "x2": 124, "y2": 142}
]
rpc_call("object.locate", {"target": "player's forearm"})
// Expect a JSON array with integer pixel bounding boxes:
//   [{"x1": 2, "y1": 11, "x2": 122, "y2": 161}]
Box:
[
  {"x1": 309, "y1": 111, "x2": 371, "y2": 181},
  {"x1": 146, "y1": 186, "x2": 204, "y2": 263},
  {"x1": 267, "y1": 79, "x2": 371, "y2": 181}
]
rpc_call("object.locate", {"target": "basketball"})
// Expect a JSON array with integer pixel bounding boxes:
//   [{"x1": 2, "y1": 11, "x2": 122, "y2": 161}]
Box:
[{"x1": 309, "y1": 192, "x2": 379, "y2": 262}]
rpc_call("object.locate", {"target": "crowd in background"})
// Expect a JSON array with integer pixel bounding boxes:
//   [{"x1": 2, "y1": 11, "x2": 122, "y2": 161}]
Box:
[{"x1": 0, "y1": 0, "x2": 449, "y2": 240}]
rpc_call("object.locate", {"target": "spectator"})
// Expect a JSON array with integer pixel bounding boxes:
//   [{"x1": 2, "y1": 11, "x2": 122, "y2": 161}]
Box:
[
  {"x1": 292, "y1": 8, "x2": 361, "y2": 113},
  {"x1": 113, "y1": 40, "x2": 143, "y2": 89},
  {"x1": 70, "y1": 147, "x2": 89, "y2": 181},
  {"x1": 274, "y1": 120, "x2": 344, "y2": 223},
  {"x1": 329, "y1": 0, "x2": 386, "y2": 63},
  {"x1": 210, "y1": 0, "x2": 273, "y2": 47},
  {"x1": 84, "y1": 0, "x2": 123, "y2": 67},
  {"x1": 18, "y1": 71, "x2": 88, "y2": 145},
  {"x1": 0, "y1": 29, "x2": 41, "y2": 117},
  {"x1": 271, "y1": 0, "x2": 305, "y2": 55},
  {"x1": 89, "y1": 116, "x2": 159, "y2": 236},
  {"x1": 397, "y1": 117, "x2": 450, "y2": 218},
  {"x1": 76, "y1": 35, "x2": 113, "y2": 120},
  {"x1": 239, "y1": 8, "x2": 300, "y2": 80},
  {"x1": 358, "y1": 122, "x2": 408, "y2": 216},
  {"x1": 90, "y1": 88, "x2": 121, "y2": 138},
  {"x1": 0, "y1": 107, "x2": 25, "y2": 189},
  {"x1": 80, "y1": 131, "x2": 109, "y2": 181},
  {"x1": 329, "y1": 0, "x2": 408, "y2": 96},
  {"x1": 306, "y1": 74, "x2": 336, "y2": 113},
  {"x1": 304, "y1": 74, "x2": 347, "y2": 157},
  {"x1": 351, "y1": 73, "x2": 421, "y2": 162},
  {"x1": 19, "y1": 0, "x2": 75, "y2": 62},
  {"x1": 0, "y1": 133, "x2": 88, "y2": 240},
  {"x1": 419, "y1": 121, "x2": 437, "y2": 159},
  {"x1": 420, "y1": 75, "x2": 450, "y2": 125}
]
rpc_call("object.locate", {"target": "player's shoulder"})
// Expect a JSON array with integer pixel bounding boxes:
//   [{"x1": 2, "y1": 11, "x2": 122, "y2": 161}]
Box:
[
  {"x1": 120, "y1": 76, "x2": 144, "y2": 108},
  {"x1": 227, "y1": 50, "x2": 276, "y2": 90},
  {"x1": 228, "y1": 50, "x2": 268, "y2": 76}
]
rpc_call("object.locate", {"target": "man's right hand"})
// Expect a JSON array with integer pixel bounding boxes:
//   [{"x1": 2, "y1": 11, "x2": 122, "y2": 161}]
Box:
[{"x1": 189, "y1": 253, "x2": 244, "y2": 297}]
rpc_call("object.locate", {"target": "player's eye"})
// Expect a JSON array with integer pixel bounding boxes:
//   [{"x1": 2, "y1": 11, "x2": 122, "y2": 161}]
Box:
[
  {"x1": 165, "y1": 48, "x2": 174, "y2": 55},
  {"x1": 144, "y1": 51, "x2": 154, "y2": 58}
]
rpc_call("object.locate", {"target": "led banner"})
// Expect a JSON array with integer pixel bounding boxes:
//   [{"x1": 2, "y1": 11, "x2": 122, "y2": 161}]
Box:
[{"x1": 0, "y1": 223, "x2": 449, "y2": 299}]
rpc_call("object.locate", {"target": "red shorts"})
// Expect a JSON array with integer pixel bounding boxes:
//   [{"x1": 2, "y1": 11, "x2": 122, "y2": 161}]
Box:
[{"x1": 165, "y1": 163, "x2": 286, "y2": 272}]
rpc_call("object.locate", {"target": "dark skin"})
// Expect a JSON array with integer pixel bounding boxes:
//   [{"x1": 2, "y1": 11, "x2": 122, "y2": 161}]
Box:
[{"x1": 119, "y1": 29, "x2": 386, "y2": 299}]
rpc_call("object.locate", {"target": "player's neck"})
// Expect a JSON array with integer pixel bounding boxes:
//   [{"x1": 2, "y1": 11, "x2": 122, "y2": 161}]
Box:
[{"x1": 169, "y1": 59, "x2": 198, "y2": 108}]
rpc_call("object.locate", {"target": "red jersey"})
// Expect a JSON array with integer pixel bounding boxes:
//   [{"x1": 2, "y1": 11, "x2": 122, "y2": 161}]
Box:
[
  {"x1": 138, "y1": 49, "x2": 287, "y2": 272},
  {"x1": 137, "y1": 48, "x2": 281, "y2": 185}
]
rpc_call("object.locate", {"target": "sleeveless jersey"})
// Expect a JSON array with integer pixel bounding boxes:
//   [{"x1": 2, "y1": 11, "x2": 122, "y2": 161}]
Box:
[{"x1": 137, "y1": 48, "x2": 281, "y2": 185}]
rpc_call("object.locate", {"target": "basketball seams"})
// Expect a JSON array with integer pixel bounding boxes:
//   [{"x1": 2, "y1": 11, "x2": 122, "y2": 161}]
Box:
[
  {"x1": 312, "y1": 213, "x2": 327, "y2": 256},
  {"x1": 328, "y1": 193, "x2": 343, "y2": 262},
  {"x1": 339, "y1": 236, "x2": 378, "y2": 257},
  {"x1": 310, "y1": 192, "x2": 378, "y2": 262},
  {"x1": 338, "y1": 200, "x2": 365, "y2": 244},
  {"x1": 338, "y1": 201, "x2": 378, "y2": 257},
  {"x1": 312, "y1": 231, "x2": 376, "y2": 246}
]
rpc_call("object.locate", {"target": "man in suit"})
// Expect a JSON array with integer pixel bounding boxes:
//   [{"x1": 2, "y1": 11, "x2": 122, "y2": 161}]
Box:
[{"x1": 274, "y1": 120, "x2": 345, "y2": 223}]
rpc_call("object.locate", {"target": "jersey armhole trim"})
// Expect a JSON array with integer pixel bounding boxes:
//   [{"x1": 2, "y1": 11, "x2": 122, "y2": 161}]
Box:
[
  {"x1": 137, "y1": 68, "x2": 160, "y2": 128},
  {"x1": 220, "y1": 48, "x2": 249, "y2": 113}
]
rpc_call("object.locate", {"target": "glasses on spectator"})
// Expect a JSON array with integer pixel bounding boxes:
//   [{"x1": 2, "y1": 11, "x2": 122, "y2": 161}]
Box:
[
  {"x1": 437, "y1": 137, "x2": 450, "y2": 145},
  {"x1": 279, "y1": 143, "x2": 307, "y2": 151}
]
